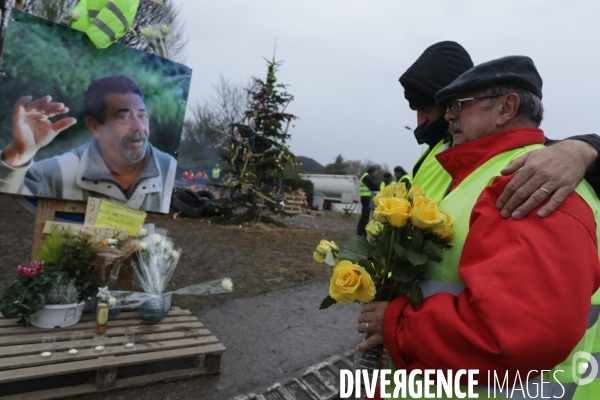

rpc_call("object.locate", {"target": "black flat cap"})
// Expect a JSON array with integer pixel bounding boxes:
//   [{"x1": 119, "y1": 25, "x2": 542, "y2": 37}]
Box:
[{"x1": 435, "y1": 55, "x2": 543, "y2": 108}]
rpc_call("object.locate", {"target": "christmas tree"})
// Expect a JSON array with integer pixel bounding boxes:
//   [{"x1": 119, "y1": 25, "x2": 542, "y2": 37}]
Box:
[{"x1": 221, "y1": 58, "x2": 299, "y2": 221}]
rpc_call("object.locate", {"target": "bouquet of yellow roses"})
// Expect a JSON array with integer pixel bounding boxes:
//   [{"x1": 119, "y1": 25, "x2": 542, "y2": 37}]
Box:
[{"x1": 314, "y1": 182, "x2": 454, "y2": 309}]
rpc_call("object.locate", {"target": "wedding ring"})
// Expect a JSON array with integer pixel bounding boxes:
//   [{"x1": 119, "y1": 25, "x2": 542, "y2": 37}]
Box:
[
  {"x1": 366, "y1": 322, "x2": 370, "y2": 333},
  {"x1": 540, "y1": 187, "x2": 550, "y2": 195}
]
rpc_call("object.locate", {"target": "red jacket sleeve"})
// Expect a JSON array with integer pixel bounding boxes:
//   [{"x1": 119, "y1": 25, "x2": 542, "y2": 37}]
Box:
[{"x1": 384, "y1": 176, "x2": 600, "y2": 385}]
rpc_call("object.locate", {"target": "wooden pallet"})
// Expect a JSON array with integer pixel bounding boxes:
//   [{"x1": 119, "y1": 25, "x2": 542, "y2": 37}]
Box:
[{"x1": 0, "y1": 308, "x2": 225, "y2": 399}]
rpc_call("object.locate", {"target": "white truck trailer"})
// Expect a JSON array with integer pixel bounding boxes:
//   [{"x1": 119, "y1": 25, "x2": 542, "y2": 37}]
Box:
[{"x1": 299, "y1": 174, "x2": 360, "y2": 211}]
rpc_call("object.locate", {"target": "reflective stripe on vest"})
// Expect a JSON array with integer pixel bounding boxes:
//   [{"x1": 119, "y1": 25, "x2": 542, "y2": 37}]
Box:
[
  {"x1": 411, "y1": 140, "x2": 451, "y2": 204},
  {"x1": 88, "y1": 0, "x2": 106, "y2": 19},
  {"x1": 359, "y1": 172, "x2": 371, "y2": 197},
  {"x1": 413, "y1": 143, "x2": 600, "y2": 399}
]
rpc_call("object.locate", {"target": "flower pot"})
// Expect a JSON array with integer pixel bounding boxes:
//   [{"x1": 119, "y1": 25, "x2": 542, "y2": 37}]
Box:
[
  {"x1": 139, "y1": 293, "x2": 171, "y2": 322},
  {"x1": 30, "y1": 301, "x2": 86, "y2": 329}
]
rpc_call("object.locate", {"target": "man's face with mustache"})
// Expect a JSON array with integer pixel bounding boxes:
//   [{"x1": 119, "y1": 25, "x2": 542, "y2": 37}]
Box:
[
  {"x1": 88, "y1": 93, "x2": 150, "y2": 170},
  {"x1": 445, "y1": 90, "x2": 498, "y2": 146}
]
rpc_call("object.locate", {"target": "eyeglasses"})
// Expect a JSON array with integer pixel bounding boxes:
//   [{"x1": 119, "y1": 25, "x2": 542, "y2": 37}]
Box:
[{"x1": 446, "y1": 95, "x2": 502, "y2": 116}]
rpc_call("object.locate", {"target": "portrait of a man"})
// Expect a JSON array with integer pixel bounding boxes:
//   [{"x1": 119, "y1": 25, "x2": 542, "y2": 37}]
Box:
[
  {"x1": 0, "y1": 76, "x2": 176, "y2": 213},
  {"x1": 0, "y1": 10, "x2": 191, "y2": 213}
]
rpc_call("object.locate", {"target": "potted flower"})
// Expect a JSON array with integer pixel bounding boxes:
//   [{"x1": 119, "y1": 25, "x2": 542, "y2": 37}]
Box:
[{"x1": 0, "y1": 225, "x2": 98, "y2": 327}]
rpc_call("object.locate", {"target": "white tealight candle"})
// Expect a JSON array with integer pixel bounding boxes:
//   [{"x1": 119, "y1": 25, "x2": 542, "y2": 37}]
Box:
[
  {"x1": 94, "y1": 345, "x2": 105, "y2": 352},
  {"x1": 124, "y1": 343, "x2": 134, "y2": 349},
  {"x1": 40, "y1": 351, "x2": 52, "y2": 358},
  {"x1": 68, "y1": 349, "x2": 79, "y2": 356}
]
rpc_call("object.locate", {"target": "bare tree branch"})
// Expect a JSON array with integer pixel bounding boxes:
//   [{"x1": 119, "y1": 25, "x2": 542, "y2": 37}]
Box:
[{"x1": 179, "y1": 77, "x2": 251, "y2": 163}]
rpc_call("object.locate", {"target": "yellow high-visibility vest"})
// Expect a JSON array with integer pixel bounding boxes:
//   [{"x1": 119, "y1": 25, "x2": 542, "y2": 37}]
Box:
[
  {"x1": 359, "y1": 173, "x2": 372, "y2": 197},
  {"x1": 71, "y1": 0, "x2": 140, "y2": 49},
  {"x1": 411, "y1": 140, "x2": 451, "y2": 203}
]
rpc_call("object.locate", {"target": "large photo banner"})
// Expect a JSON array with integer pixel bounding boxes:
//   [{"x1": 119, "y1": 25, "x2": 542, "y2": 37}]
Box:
[{"x1": 0, "y1": 9, "x2": 191, "y2": 214}]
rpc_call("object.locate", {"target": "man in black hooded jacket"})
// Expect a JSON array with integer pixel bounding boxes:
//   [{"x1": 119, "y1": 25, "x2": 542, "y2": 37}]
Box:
[{"x1": 399, "y1": 41, "x2": 600, "y2": 218}]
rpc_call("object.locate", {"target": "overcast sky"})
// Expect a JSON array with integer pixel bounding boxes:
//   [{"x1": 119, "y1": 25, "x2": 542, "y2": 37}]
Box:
[{"x1": 172, "y1": 0, "x2": 600, "y2": 171}]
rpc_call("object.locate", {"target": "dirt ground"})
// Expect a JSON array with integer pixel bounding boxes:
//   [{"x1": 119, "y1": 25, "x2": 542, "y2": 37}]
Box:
[{"x1": 0, "y1": 194, "x2": 358, "y2": 398}]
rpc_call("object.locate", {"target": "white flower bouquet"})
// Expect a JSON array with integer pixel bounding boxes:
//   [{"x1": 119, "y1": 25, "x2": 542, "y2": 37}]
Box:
[{"x1": 132, "y1": 225, "x2": 181, "y2": 296}]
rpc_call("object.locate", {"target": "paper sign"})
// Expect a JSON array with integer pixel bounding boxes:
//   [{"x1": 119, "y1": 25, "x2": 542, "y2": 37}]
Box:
[
  {"x1": 42, "y1": 221, "x2": 128, "y2": 239},
  {"x1": 85, "y1": 198, "x2": 146, "y2": 237}
]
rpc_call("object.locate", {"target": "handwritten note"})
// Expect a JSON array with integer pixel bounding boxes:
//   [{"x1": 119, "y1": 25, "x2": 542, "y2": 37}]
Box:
[
  {"x1": 42, "y1": 221, "x2": 128, "y2": 239},
  {"x1": 85, "y1": 198, "x2": 146, "y2": 237}
]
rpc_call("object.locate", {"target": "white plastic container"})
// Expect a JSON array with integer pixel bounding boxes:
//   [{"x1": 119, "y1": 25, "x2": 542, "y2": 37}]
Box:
[{"x1": 30, "y1": 301, "x2": 86, "y2": 329}]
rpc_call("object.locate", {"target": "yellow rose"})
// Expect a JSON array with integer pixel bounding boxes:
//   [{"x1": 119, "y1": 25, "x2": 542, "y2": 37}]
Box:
[
  {"x1": 365, "y1": 219, "x2": 385, "y2": 239},
  {"x1": 376, "y1": 197, "x2": 411, "y2": 227},
  {"x1": 411, "y1": 196, "x2": 445, "y2": 228},
  {"x1": 329, "y1": 260, "x2": 376, "y2": 303},
  {"x1": 313, "y1": 240, "x2": 339, "y2": 263},
  {"x1": 430, "y1": 214, "x2": 455, "y2": 240},
  {"x1": 313, "y1": 250, "x2": 326, "y2": 262},
  {"x1": 408, "y1": 185, "x2": 426, "y2": 198},
  {"x1": 373, "y1": 182, "x2": 408, "y2": 207}
]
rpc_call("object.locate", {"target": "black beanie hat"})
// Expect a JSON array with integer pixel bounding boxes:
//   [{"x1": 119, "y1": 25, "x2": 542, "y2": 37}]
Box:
[
  {"x1": 435, "y1": 55, "x2": 543, "y2": 109},
  {"x1": 400, "y1": 41, "x2": 474, "y2": 110}
]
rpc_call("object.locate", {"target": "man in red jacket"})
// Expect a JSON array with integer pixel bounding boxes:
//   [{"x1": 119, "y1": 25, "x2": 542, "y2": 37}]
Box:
[{"x1": 358, "y1": 56, "x2": 600, "y2": 398}]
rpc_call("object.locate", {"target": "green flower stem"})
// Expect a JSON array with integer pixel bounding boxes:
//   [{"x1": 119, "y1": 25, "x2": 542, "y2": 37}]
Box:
[
  {"x1": 385, "y1": 227, "x2": 396, "y2": 276},
  {"x1": 379, "y1": 227, "x2": 397, "y2": 301}
]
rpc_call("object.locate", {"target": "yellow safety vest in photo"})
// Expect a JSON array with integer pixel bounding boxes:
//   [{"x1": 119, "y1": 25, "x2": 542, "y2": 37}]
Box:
[{"x1": 71, "y1": 0, "x2": 140, "y2": 49}]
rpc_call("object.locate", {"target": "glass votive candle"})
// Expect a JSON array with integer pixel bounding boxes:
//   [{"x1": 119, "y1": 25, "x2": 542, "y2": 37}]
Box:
[
  {"x1": 91, "y1": 335, "x2": 106, "y2": 354},
  {"x1": 41, "y1": 335, "x2": 55, "y2": 359},
  {"x1": 122, "y1": 329, "x2": 135, "y2": 351},
  {"x1": 68, "y1": 332, "x2": 83, "y2": 356}
]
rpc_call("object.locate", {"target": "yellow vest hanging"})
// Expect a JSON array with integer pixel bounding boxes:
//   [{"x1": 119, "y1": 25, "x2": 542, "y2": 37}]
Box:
[
  {"x1": 411, "y1": 140, "x2": 452, "y2": 204},
  {"x1": 385, "y1": 143, "x2": 600, "y2": 399},
  {"x1": 71, "y1": 0, "x2": 139, "y2": 49}
]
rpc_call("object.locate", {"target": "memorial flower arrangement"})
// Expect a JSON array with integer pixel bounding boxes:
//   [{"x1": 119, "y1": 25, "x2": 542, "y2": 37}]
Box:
[
  {"x1": 314, "y1": 183, "x2": 455, "y2": 309},
  {"x1": 132, "y1": 227, "x2": 181, "y2": 296},
  {"x1": 104, "y1": 226, "x2": 233, "y2": 322},
  {"x1": 0, "y1": 226, "x2": 97, "y2": 326}
]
